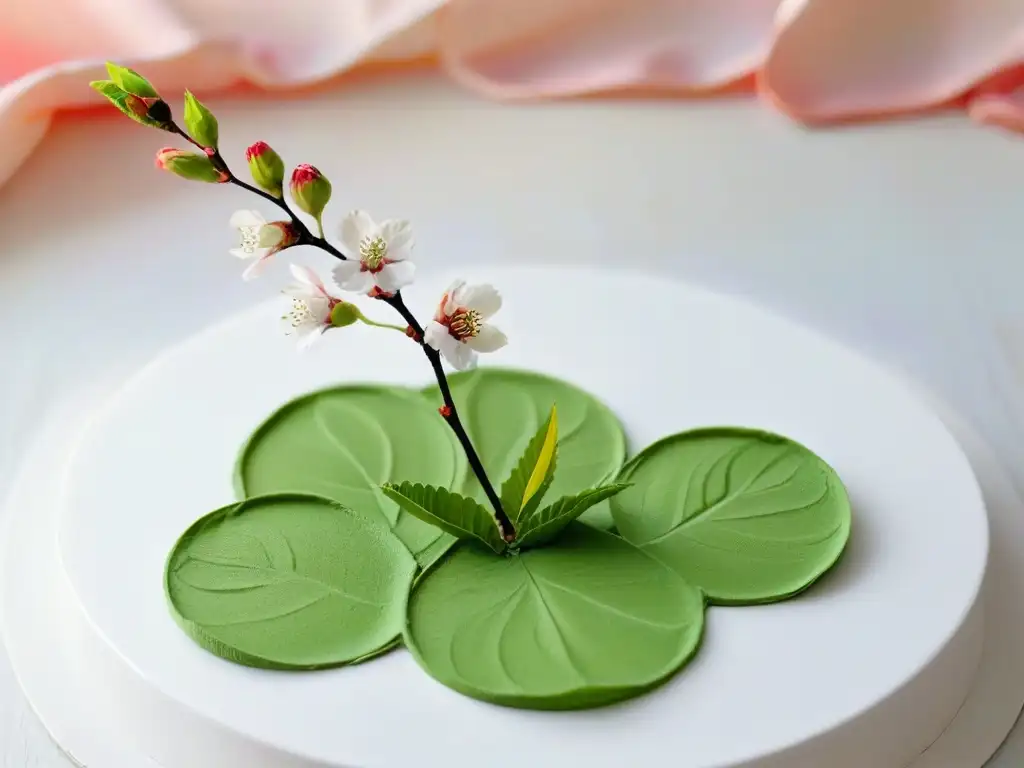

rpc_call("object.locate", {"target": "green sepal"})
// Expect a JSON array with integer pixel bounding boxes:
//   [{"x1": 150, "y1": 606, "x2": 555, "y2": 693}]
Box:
[
  {"x1": 105, "y1": 62, "x2": 159, "y2": 98},
  {"x1": 381, "y1": 482, "x2": 506, "y2": 555},
  {"x1": 499, "y1": 406, "x2": 558, "y2": 524},
  {"x1": 183, "y1": 90, "x2": 219, "y2": 149},
  {"x1": 90, "y1": 80, "x2": 160, "y2": 128},
  {"x1": 515, "y1": 484, "x2": 631, "y2": 549}
]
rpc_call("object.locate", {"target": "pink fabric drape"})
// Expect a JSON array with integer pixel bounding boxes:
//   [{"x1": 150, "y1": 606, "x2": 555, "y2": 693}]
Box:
[{"x1": 0, "y1": 0, "x2": 1021, "y2": 188}]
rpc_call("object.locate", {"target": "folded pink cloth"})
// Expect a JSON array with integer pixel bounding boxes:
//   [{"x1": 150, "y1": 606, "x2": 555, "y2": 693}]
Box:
[{"x1": 1, "y1": 0, "x2": 1021, "y2": 189}]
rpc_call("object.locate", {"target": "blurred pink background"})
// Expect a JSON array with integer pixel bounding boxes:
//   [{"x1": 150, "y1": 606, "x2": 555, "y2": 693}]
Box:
[{"x1": 0, "y1": 0, "x2": 1021, "y2": 188}]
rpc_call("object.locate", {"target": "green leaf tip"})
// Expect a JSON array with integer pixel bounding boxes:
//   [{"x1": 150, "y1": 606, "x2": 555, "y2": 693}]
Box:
[
  {"x1": 500, "y1": 405, "x2": 559, "y2": 525},
  {"x1": 183, "y1": 90, "x2": 219, "y2": 149},
  {"x1": 381, "y1": 481, "x2": 506, "y2": 555},
  {"x1": 514, "y1": 483, "x2": 631, "y2": 549},
  {"x1": 105, "y1": 62, "x2": 159, "y2": 98}
]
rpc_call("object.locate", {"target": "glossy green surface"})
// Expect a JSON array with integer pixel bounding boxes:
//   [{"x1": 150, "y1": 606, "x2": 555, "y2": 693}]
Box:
[
  {"x1": 165, "y1": 494, "x2": 415, "y2": 669},
  {"x1": 612, "y1": 428, "x2": 851, "y2": 604},
  {"x1": 405, "y1": 523, "x2": 704, "y2": 709}
]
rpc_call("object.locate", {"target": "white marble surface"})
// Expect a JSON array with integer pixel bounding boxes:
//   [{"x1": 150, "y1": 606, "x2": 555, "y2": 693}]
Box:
[{"x1": 1, "y1": 73, "x2": 1023, "y2": 766}]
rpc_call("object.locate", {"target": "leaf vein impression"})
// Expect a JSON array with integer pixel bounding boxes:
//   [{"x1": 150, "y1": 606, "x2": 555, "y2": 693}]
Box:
[
  {"x1": 646, "y1": 446, "x2": 798, "y2": 545},
  {"x1": 519, "y1": 559, "x2": 587, "y2": 684},
  {"x1": 175, "y1": 554, "x2": 387, "y2": 607},
  {"x1": 532, "y1": 573, "x2": 687, "y2": 630}
]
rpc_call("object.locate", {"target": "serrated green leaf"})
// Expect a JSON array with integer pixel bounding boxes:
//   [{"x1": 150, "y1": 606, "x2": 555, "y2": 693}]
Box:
[
  {"x1": 105, "y1": 62, "x2": 159, "y2": 98},
  {"x1": 183, "y1": 90, "x2": 219, "y2": 149},
  {"x1": 515, "y1": 484, "x2": 631, "y2": 549},
  {"x1": 499, "y1": 405, "x2": 558, "y2": 523},
  {"x1": 90, "y1": 80, "x2": 159, "y2": 128},
  {"x1": 381, "y1": 482, "x2": 506, "y2": 555},
  {"x1": 425, "y1": 369, "x2": 626, "y2": 529}
]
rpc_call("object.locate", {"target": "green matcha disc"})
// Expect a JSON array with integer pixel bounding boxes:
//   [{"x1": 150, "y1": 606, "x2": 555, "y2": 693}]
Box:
[
  {"x1": 165, "y1": 493, "x2": 415, "y2": 669},
  {"x1": 235, "y1": 385, "x2": 463, "y2": 566},
  {"x1": 612, "y1": 428, "x2": 852, "y2": 605},
  {"x1": 425, "y1": 369, "x2": 627, "y2": 530},
  {"x1": 405, "y1": 523, "x2": 704, "y2": 709}
]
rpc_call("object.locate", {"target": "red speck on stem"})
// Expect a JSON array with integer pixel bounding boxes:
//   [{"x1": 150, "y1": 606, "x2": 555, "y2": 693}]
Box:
[
  {"x1": 438, "y1": 405, "x2": 452, "y2": 418},
  {"x1": 367, "y1": 286, "x2": 393, "y2": 299},
  {"x1": 204, "y1": 147, "x2": 216, "y2": 157},
  {"x1": 404, "y1": 325, "x2": 421, "y2": 342}
]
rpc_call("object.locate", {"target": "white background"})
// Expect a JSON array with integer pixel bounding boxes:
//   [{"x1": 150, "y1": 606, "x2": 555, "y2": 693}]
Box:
[{"x1": 0, "y1": 74, "x2": 1022, "y2": 765}]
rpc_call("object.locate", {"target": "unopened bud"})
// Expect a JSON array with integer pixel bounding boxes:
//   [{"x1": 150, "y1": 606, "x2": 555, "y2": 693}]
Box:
[
  {"x1": 105, "y1": 62, "x2": 159, "y2": 98},
  {"x1": 183, "y1": 90, "x2": 218, "y2": 149},
  {"x1": 155, "y1": 148, "x2": 228, "y2": 183},
  {"x1": 330, "y1": 302, "x2": 361, "y2": 328},
  {"x1": 246, "y1": 142, "x2": 285, "y2": 197},
  {"x1": 290, "y1": 164, "x2": 332, "y2": 218}
]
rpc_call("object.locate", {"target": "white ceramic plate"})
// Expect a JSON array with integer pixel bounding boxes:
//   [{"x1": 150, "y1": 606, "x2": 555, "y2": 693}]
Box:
[{"x1": 47, "y1": 266, "x2": 990, "y2": 767}]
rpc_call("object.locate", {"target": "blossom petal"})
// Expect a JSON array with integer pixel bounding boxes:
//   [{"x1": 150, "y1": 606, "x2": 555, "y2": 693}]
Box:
[
  {"x1": 448, "y1": 342, "x2": 478, "y2": 371},
  {"x1": 443, "y1": 280, "x2": 466, "y2": 316},
  {"x1": 458, "y1": 283, "x2": 502, "y2": 318},
  {"x1": 230, "y1": 210, "x2": 266, "y2": 229},
  {"x1": 242, "y1": 255, "x2": 271, "y2": 282},
  {"x1": 375, "y1": 260, "x2": 416, "y2": 293},
  {"x1": 332, "y1": 261, "x2": 374, "y2": 293},
  {"x1": 339, "y1": 210, "x2": 378, "y2": 256},
  {"x1": 380, "y1": 219, "x2": 414, "y2": 260},
  {"x1": 424, "y1": 321, "x2": 450, "y2": 351},
  {"x1": 229, "y1": 247, "x2": 262, "y2": 261},
  {"x1": 297, "y1": 326, "x2": 327, "y2": 351},
  {"x1": 466, "y1": 324, "x2": 508, "y2": 353},
  {"x1": 289, "y1": 263, "x2": 328, "y2": 295}
]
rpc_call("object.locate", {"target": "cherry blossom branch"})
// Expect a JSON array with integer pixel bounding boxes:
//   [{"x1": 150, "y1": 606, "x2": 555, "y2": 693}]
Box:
[{"x1": 168, "y1": 120, "x2": 515, "y2": 540}]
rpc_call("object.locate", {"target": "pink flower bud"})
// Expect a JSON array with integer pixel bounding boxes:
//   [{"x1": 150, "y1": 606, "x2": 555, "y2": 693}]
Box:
[
  {"x1": 289, "y1": 164, "x2": 332, "y2": 218},
  {"x1": 155, "y1": 147, "x2": 228, "y2": 183},
  {"x1": 246, "y1": 141, "x2": 285, "y2": 197},
  {"x1": 246, "y1": 141, "x2": 271, "y2": 162}
]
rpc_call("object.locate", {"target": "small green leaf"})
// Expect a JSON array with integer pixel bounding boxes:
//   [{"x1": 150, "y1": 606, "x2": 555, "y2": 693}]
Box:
[
  {"x1": 165, "y1": 493, "x2": 415, "y2": 669},
  {"x1": 426, "y1": 369, "x2": 626, "y2": 529},
  {"x1": 381, "y1": 482, "x2": 506, "y2": 555},
  {"x1": 183, "y1": 90, "x2": 219, "y2": 149},
  {"x1": 105, "y1": 62, "x2": 159, "y2": 98},
  {"x1": 405, "y1": 523, "x2": 704, "y2": 709},
  {"x1": 90, "y1": 80, "x2": 159, "y2": 128},
  {"x1": 500, "y1": 405, "x2": 558, "y2": 523},
  {"x1": 516, "y1": 484, "x2": 631, "y2": 549}
]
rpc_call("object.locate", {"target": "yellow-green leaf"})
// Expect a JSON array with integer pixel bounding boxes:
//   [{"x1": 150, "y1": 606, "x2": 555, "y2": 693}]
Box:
[
  {"x1": 499, "y1": 405, "x2": 559, "y2": 524},
  {"x1": 522, "y1": 406, "x2": 557, "y2": 509}
]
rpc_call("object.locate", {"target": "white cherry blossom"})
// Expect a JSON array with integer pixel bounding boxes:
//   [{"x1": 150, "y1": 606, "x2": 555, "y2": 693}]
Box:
[
  {"x1": 332, "y1": 210, "x2": 416, "y2": 296},
  {"x1": 280, "y1": 264, "x2": 341, "y2": 349},
  {"x1": 424, "y1": 280, "x2": 507, "y2": 370},
  {"x1": 230, "y1": 210, "x2": 295, "y2": 281}
]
